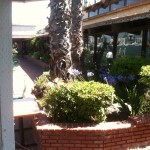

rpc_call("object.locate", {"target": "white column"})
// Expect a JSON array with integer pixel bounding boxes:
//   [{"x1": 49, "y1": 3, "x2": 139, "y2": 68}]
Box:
[{"x1": 0, "y1": 0, "x2": 15, "y2": 150}]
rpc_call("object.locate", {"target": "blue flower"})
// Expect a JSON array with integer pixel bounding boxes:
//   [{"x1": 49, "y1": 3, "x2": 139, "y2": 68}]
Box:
[
  {"x1": 70, "y1": 69, "x2": 81, "y2": 77},
  {"x1": 128, "y1": 75, "x2": 135, "y2": 81},
  {"x1": 117, "y1": 75, "x2": 126, "y2": 82},
  {"x1": 100, "y1": 66, "x2": 109, "y2": 74},
  {"x1": 99, "y1": 74, "x2": 108, "y2": 79},
  {"x1": 107, "y1": 75, "x2": 117, "y2": 85},
  {"x1": 100, "y1": 74, "x2": 117, "y2": 85}
]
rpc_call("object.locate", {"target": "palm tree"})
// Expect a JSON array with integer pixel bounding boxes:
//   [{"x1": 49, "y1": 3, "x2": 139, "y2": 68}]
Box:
[
  {"x1": 71, "y1": 0, "x2": 83, "y2": 70},
  {"x1": 49, "y1": 0, "x2": 72, "y2": 81},
  {"x1": 48, "y1": 0, "x2": 84, "y2": 80}
]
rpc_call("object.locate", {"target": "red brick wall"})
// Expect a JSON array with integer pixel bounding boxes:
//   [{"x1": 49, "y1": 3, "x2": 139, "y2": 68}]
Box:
[{"x1": 36, "y1": 114, "x2": 150, "y2": 150}]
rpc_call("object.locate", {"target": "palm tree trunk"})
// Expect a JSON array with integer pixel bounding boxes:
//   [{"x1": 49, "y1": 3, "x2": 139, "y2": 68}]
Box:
[
  {"x1": 71, "y1": 0, "x2": 83, "y2": 70},
  {"x1": 49, "y1": 0, "x2": 72, "y2": 81}
]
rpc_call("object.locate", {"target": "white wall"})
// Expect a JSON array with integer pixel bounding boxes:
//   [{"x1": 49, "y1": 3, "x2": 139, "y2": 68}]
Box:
[
  {"x1": 0, "y1": 0, "x2": 15, "y2": 149},
  {"x1": 12, "y1": 24, "x2": 36, "y2": 36}
]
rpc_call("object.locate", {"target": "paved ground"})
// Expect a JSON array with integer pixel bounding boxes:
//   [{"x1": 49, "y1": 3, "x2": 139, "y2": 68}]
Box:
[
  {"x1": 13, "y1": 57, "x2": 43, "y2": 98},
  {"x1": 13, "y1": 57, "x2": 44, "y2": 150}
]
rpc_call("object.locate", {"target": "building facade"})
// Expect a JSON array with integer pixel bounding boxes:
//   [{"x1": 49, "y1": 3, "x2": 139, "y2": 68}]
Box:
[{"x1": 83, "y1": 0, "x2": 150, "y2": 64}]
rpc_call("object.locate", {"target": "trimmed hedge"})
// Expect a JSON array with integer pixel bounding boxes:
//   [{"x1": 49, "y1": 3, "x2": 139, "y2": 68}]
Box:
[{"x1": 39, "y1": 81, "x2": 115, "y2": 123}]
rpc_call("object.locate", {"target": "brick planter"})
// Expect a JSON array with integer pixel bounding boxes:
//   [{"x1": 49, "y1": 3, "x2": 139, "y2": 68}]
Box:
[
  {"x1": 35, "y1": 114, "x2": 150, "y2": 150},
  {"x1": 24, "y1": 55, "x2": 49, "y2": 71}
]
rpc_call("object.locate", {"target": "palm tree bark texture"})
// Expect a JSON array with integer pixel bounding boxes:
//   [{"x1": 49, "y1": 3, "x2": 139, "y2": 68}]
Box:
[
  {"x1": 71, "y1": 0, "x2": 83, "y2": 70},
  {"x1": 49, "y1": 0, "x2": 72, "y2": 81}
]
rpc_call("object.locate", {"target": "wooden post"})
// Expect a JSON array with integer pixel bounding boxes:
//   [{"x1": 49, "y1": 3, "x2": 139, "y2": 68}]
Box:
[
  {"x1": 93, "y1": 34, "x2": 97, "y2": 63},
  {"x1": 141, "y1": 29, "x2": 148, "y2": 58},
  {"x1": 112, "y1": 33, "x2": 118, "y2": 59}
]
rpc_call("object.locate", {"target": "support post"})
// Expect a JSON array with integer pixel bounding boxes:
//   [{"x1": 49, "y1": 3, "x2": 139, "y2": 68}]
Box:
[
  {"x1": 93, "y1": 34, "x2": 97, "y2": 63},
  {"x1": 0, "y1": 0, "x2": 15, "y2": 149},
  {"x1": 141, "y1": 29, "x2": 148, "y2": 58},
  {"x1": 112, "y1": 33, "x2": 118, "y2": 59}
]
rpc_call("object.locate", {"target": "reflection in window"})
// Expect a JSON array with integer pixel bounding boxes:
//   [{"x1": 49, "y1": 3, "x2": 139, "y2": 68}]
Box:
[
  {"x1": 111, "y1": 0, "x2": 125, "y2": 10},
  {"x1": 117, "y1": 32, "x2": 142, "y2": 57},
  {"x1": 89, "y1": 9, "x2": 98, "y2": 17},
  {"x1": 96, "y1": 35, "x2": 113, "y2": 64},
  {"x1": 99, "y1": 6, "x2": 109, "y2": 14},
  {"x1": 127, "y1": 0, "x2": 140, "y2": 5}
]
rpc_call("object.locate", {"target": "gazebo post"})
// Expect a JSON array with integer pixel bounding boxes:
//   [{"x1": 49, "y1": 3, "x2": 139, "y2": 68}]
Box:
[
  {"x1": 112, "y1": 33, "x2": 118, "y2": 59},
  {"x1": 93, "y1": 34, "x2": 97, "y2": 62},
  {"x1": 141, "y1": 29, "x2": 148, "y2": 58},
  {"x1": 0, "y1": 0, "x2": 15, "y2": 149}
]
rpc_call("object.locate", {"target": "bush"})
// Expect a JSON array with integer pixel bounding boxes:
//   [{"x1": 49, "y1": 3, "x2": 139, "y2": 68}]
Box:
[
  {"x1": 39, "y1": 81, "x2": 115, "y2": 123},
  {"x1": 100, "y1": 58, "x2": 150, "y2": 117},
  {"x1": 139, "y1": 65, "x2": 150, "y2": 87},
  {"x1": 139, "y1": 90, "x2": 150, "y2": 114},
  {"x1": 138, "y1": 65, "x2": 150, "y2": 114},
  {"x1": 32, "y1": 51, "x2": 41, "y2": 59},
  {"x1": 32, "y1": 72, "x2": 50, "y2": 99},
  {"x1": 110, "y1": 56, "x2": 149, "y2": 76}
]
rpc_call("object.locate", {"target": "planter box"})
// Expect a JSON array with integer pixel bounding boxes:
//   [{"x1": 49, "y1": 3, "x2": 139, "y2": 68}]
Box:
[
  {"x1": 24, "y1": 55, "x2": 49, "y2": 71},
  {"x1": 34, "y1": 114, "x2": 150, "y2": 150}
]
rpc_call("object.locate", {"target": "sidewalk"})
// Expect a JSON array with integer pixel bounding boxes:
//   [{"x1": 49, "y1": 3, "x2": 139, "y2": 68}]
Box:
[
  {"x1": 13, "y1": 57, "x2": 44, "y2": 150},
  {"x1": 13, "y1": 57, "x2": 44, "y2": 98}
]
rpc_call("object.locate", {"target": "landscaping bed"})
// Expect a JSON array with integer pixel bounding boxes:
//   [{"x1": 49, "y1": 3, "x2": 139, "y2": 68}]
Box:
[
  {"x1": 34, "y1": 113, "x2": 150, "y2": 150},
  {"x1": 31, "y1": 56, "x2": 150, "y2": 149}
]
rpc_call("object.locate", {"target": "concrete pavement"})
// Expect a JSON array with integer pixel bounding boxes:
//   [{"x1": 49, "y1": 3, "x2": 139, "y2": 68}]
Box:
[
  {"x1": 13, "y1": 57, "x2": 43, "y2": 98},
  {"x1": 13, "y1": 57, "x2": 44, "y2": 150}
]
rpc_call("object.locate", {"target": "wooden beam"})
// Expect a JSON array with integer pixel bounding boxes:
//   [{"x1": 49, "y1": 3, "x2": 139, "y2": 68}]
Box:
[{"x1": 83, "y1": 18, "x2": 150, "y2": 36}]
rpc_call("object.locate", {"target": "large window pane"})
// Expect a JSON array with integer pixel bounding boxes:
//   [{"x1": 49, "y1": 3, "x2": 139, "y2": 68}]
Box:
[
  {"x1": 96, "y1": 35, "x2": 113, "y2": 64},
  {"x1": 111, "y1": 0, "x2": 125, "y2": 10},
  {"x1": 127, "y1": 0, "x2": 140, "y2": 5},
  {"x1": 99, "y1": 6, "x2": 109, "y2": 14},
  {"x1": 89, "y1": 9, "x2": 98, "y2": 17},
  {"x1": 117, "y1": 32, "x2": 142, "y2": 57}
]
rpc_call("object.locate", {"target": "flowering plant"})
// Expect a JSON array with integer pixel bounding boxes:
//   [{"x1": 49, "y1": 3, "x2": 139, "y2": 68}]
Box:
[
  {"x1": 99, "y1": 66, "x2": 135, "y2": 85},
  {"x1": 69, "y1": 68, "x2": 84, "y2": 81}
]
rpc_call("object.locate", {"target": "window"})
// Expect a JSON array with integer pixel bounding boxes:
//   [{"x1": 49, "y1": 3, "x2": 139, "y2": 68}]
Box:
[
  {"x1": 117, "y1": 32, "x2": 142, "y2": 57},
  {"x1": 111, "y1": 0, "x2": 125, "y2": 10},
  {"x1": 89, "y1": 9, "x2": 98, "y2": 17},
  {"x1": 127, "y1": 0, "x2": 140, "y2": 5},
  {"x1": 99, "y1": 6, "x2": 109, "y2": 14}
]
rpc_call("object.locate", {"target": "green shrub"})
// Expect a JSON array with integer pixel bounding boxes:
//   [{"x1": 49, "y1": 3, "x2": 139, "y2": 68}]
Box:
[
  {"x1": 82, "y1": 48, "x2": 95, "y2": 70},
  {"x1": 137, "y1": 65, "x2": 150, "y2": 114},
  {"x1": 139, "y1": 65, "x2": 150, "y2": 87},
  {"x1": 32, "y1": 51, "x2": 41, "y2": 59},
  {"x1": 32, "y1": 72, "x2": 50, "y2": 99},
  {"x1": 110, "y1": 56, "x2": 149, "y2": 76},
  {"x1": 126, "y1": 85, "x2": 143, "y2": 116},
  {"x1": 39, "y1": 81, "x2": 115, "y2": 123},
  {"x1": 108, "y1": 57, "x2": 150, "y2": 117},
  {"x1": 139, "y1": 94, "x2": 150, "y2": 114}
]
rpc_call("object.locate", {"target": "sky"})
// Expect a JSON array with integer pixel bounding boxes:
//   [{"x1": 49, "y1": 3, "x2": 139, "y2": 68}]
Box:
[
  {"x1": 12, "y1": 0, "x2": 94, "y2": 31},
  {"x1": 12, "y1": 0, "x2": 50, "y2": 31}
]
